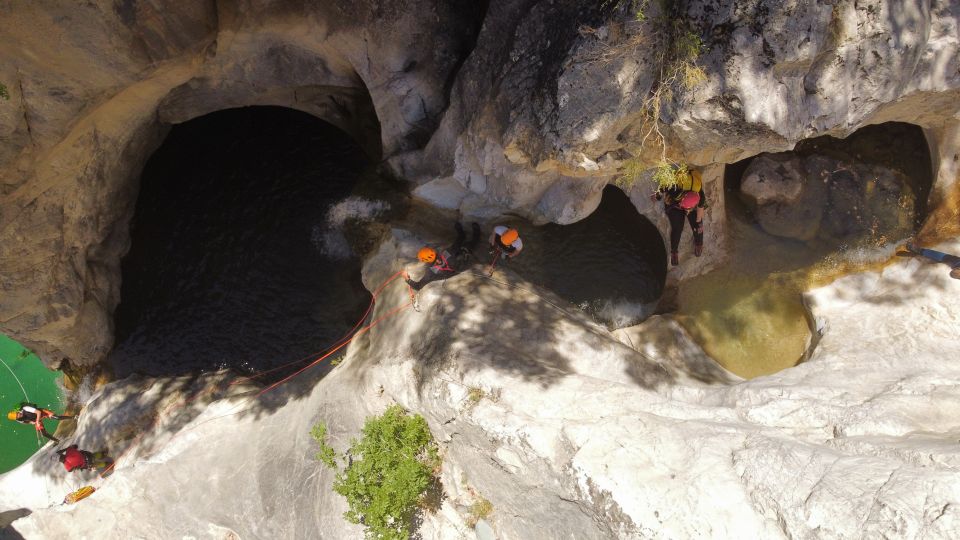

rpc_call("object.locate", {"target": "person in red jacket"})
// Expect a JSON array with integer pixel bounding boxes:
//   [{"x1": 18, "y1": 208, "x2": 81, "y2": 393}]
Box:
[{"x1": 55, "y1": 445, "x2": 111, "y2": 472}]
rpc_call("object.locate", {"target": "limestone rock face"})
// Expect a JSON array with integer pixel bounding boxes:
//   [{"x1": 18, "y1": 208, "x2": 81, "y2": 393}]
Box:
[{"x1": 3, "y1": 234, "x2": 959, "y2": 538}]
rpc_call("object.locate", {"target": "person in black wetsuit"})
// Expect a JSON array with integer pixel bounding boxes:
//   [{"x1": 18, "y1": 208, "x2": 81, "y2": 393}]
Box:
[
  {"x1": 405, "y1": 222, "x2": 482, "y2": 291},
  {"x1": 7, "y1": 402, "x2": 72, "y2": 442},
  {"x1": 651, "y1": 167, "x2": 707, "y2": 266}
]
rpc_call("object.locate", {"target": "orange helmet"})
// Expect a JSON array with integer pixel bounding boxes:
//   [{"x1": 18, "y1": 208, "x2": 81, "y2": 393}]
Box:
[
  {"x1": 418, "y1": 247, "x2": 437, "y2": 263},
  {"x1": 7, "y1": 411, "x2": 17, "y2": 421},
  {"x1": 500, "y1": 228, "x2": 519, "y2": 245}
]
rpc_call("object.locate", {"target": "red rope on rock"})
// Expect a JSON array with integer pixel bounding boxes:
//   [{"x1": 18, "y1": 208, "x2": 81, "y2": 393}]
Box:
[{"x1": 98, "y1": 269, "x2": 415, "y2": 479}]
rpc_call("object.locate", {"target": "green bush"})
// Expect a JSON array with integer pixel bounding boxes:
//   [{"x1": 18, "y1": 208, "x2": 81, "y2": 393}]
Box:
[
  {"x1": 0, "y1": 84, "x2": 8, "y2": 101},
  {"x1": 310, "y1": 422, "x2": 337, "y2": 470},
  {"x1": 311, "y1": 405, "x2": 440, "y2": 540},
  {"x1": 651, "y1": 161, "x2": 688, "y2": 190}
]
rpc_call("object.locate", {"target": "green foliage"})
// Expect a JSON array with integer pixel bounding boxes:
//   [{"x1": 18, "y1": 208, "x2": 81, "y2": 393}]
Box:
[
  {"x1": 331, "y1": 405, "x2": 439, "y2": 540},
  {"x1": 617, "y1": 159, "x2": 689, "y2": 192},
  {"x1": 614, "y1": 157, "x2": 648, "y2": 190},
  {"x1": 310, "y1": 422, "x2": 338, "y2": 470},
  {"x1": 0, "y1": 83, "x2": 8, "y2": 101},
  {"x1": 602, "y1": 0, "x2": 652, "y2": 21},
  {"x1": 608, "y1": 4, "x2": 707, "y2": 171},
  {"x1": 651, "y1": 161, "x2": 688, "y2": 190},
  {"x1": 466, "y1": 497, "x2": 493, "y2": 527}
]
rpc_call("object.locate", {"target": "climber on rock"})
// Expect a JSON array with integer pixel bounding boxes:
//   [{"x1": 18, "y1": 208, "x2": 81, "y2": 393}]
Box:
[
  {"x1": 902, "y1": 242, "x2": 960, "y2": 279},
  {"x1": 488, "y1": 225, "x2": 523, "y2": 259},
  {"x1": 7, "y1": 402, "x2": 72, "y2": 443},
  {"x1": 650, "y1": 165, "x2": 707, "y2": 266},
  {"x1": 55, "y1": 444, "x2": 112, "y2": 473},
  {"x1": 405, "y1": 222, "x2": 482, "y2": 291}
]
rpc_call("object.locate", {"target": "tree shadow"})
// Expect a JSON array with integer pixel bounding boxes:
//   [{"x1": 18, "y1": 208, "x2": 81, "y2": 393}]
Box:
[{"x1": 345, "y1": 250, "x2": 691, "y2": 398}]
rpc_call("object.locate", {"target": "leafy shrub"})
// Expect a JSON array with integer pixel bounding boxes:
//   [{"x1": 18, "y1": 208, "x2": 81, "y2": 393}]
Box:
[
  {"x1": 310, "y1": 422, "x2": 337, "y2": 469},
  {"x1": 0, "y1": 83, "x2": 8, "y2": 101},
  {"x1": 651, "y1": 161, "x2": 688, "y2": 190},
  {"x1": 615, "y1": 158, "x2": 688, "y2": 191},
  {"x1": 311, "y1": 405, "x2": 440, "y2": 540},
  {"x1": 591, "y1": 1, "x2": 707, "y2": 177}
]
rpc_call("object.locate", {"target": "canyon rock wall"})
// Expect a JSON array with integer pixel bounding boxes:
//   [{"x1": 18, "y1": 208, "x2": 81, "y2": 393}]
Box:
[
  {"x1": 0, "y1": 0, "x2": 483, "y2": 366},
  {"x1": 0, "y1": 0, "x2": 957, "y2": 393}
]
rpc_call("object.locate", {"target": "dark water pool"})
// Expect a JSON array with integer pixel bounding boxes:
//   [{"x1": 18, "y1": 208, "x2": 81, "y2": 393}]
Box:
[
  {"x1": 495, "y1": 186, "x2": 667, "y2": 328},
  {"x1": 111, "y1": 107, "x2": 375, "y2": 381}
]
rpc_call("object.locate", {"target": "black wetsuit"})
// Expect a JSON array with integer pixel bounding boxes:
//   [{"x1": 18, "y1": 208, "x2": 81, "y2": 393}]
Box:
[
  {"x1": 659, "y1": 186, "x2": 706, "y2": 252},
  {"x1": 406, "y1": 223, "x2": 482, "y2": 291}
]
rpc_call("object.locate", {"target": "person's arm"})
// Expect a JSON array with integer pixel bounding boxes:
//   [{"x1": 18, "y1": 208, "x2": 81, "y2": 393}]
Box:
[
  {"x1": 508, "y1": 241, "x2": 523, "y2": 258},
  {"x1": 695, "y1": 189, "x2": 706, "y2": 226}
]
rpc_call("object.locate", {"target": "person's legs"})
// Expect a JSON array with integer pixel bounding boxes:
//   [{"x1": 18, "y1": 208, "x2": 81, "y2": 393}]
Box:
[
  {"x1": 39, "y1": 427, "x2": 59, "y2": 443},
  {"x1": 466, "y1": 222, "x2": 482, "y2": 252},
  {"x1": 686, "y1": 211, "x2": 704, "y2": 256},
  {"x1": 666, "y1": 206, "x2": 685, "y2": 265},
  {"x1": 449, "y1": 222, "x2": 466, "y2": 253}
]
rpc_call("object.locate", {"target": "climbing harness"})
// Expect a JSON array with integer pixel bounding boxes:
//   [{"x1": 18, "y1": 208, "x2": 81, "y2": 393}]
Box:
[{"x1": 430, "y1": 251, "x2": 454, "y2": 273}]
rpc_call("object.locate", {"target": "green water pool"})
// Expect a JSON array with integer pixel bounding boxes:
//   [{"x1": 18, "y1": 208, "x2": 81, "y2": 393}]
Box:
[{"x1": 0, "y1": 335, "x2": 64, "y2": 474}]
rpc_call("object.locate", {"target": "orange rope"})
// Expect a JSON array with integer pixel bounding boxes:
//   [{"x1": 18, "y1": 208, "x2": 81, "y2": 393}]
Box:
[
  {"x1": 486, "y1": 248, "x2": 501, "y2": 276},
  {"x1": 229, "y1": 269, "x2": 407, "y2": 385}
]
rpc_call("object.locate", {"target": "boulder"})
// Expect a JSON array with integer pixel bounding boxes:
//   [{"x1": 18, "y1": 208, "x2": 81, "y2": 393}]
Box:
[
  {"x1": 814, "y1": 156, "x2": 916, "y2": 244},
  {"x1": 740, "y1": 154, "x2": 826, "y2": 241},
  {"x1": 740, "y1": 153, "x2": 917, "y2": 245}
]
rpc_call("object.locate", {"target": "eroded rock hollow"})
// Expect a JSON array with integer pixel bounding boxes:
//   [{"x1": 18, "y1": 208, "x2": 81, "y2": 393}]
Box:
[{"x1": 1, "y1": 0, "x2": 959, "y2": 538}]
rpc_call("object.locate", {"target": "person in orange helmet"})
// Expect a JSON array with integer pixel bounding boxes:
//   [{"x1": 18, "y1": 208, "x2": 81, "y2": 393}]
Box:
[
  {"x1": 7, "y1": 402, "x2": 72, "y2": 443},
  {"x1": 488, "y1": 226, "x2": 523, "y2": 259},
  {"x1": 405, "y1": 222, "x2": 482, "y2": 291}
]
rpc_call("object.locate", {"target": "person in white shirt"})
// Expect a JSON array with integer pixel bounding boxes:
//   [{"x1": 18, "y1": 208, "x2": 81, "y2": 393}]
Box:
[{"x1": 489, "y1": 225, "x2": 523, "y2": 258}]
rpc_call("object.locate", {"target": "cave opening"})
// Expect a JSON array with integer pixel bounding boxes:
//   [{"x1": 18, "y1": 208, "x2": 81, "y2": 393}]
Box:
[
  {"x1": 497, "y1": 185, "x2": 667, "y2": 328},
  {"x1": 110, "y1": 106, "x2": 390, "y2": 382},
  {"x1": 676, "y1": 121, "x2": 935, "y2": 379},
  {"x1": 725, "y1": 121, "x2": 933, "y2": 240}
]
